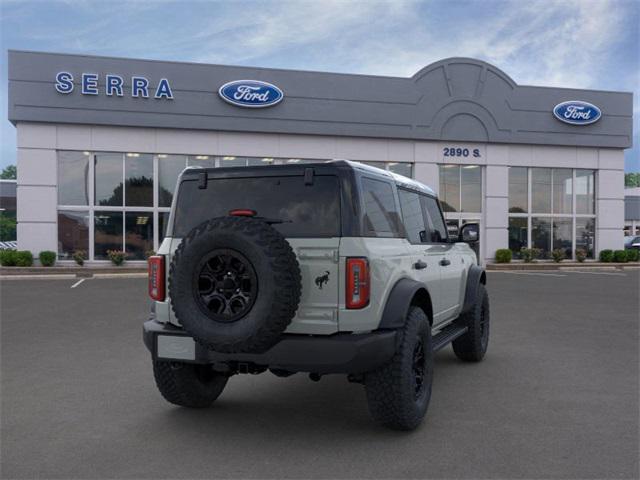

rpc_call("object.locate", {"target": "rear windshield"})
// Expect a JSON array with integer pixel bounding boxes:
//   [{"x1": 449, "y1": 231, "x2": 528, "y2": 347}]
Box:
[{"x1": 173, "y1": 175, "x2": 341, "y2": 238}]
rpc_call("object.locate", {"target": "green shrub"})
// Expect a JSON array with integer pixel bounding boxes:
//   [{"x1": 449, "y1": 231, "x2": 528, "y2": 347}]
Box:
[
  {"x1": 551, "y1": 249, "x2": 565, "y2": 263},
  {"x1": 15, "y1": 250, "x2": 34, "y2": 267},
  {"x1": 613, "y1": 250, "x2": 628, "y2": 263},
  {"x1": 575, "y1": 249, "x2": 587, "y2": 263},
  {"x1": 626, "y1": 249, "x2": 639, "y2": 262},
  {"x1": 520, "y1": 248, "x2": 533, "y2": 263},
  {"x1": 599, "y1": 249, "x2": 614, "y2": 262},
  {"x1": 144, "y1": 249, "x2": 156, "y2": 259},
  {"x1": 107, "y1": 250, "x2": 127, "y2": 266},
  {"x1": 39, "y1": 250, "x2": 56, "y2": 267},
  {"x1": 0, "y1": 249, "x2": 18, "y2": 266},
  {"x1": 73, "y1": 250, "x2": 87, "y2": 266},
  {"x1": 495, "y1": 249, "x2": 512, "y2": 263}
]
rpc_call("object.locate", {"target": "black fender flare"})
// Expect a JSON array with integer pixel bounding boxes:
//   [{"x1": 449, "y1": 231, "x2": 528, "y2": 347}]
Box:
[
  {"x1": 377, "y1": 278, "x2": 433, "y2": 330},
  {"x1": 461, "y1": 265, "x2": 487, "y2": 315}
]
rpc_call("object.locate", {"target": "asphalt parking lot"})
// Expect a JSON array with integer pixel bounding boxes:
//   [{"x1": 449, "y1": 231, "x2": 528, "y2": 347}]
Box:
[{"x1": 1, "y1": 270, "x2": 638, "y2": 479}]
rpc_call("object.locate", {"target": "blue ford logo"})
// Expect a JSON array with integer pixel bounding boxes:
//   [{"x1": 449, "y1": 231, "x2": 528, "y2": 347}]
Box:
[
  {"x1": 218, "y1": 80, "x2": 283, "y2": 108},
  {"x1": 553, "y1": 100, "x2": 601, "y2": 125}
]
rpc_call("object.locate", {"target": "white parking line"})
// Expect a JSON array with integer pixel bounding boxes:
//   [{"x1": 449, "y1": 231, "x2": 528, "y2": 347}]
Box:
[
  {"x1": 490, "y1": 271, "x2": 566, "y2": 277},
  {"x1": 70, "y1": 278, "x2": 86, "y2": 288},
  {"x1": 566, "y1": 270, "x2": 626, "y2": 276}
]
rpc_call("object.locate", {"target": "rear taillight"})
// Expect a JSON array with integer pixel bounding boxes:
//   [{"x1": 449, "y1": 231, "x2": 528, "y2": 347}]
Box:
[
  {"x1": 148, "y1": 255, "x2": 165, "y2": 301},
  {"x1": 346, "y1": 257, "x2": 369, "y2": 309}
]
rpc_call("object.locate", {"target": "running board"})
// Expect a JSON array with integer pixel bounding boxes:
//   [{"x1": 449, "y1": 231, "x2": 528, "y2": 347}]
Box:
[{"x1": 432, "y1": 324, "x2": 468, "y2": 351}]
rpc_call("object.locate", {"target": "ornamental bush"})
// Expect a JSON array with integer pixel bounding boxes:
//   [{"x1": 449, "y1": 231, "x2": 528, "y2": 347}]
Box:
[
  {"x1": 107, "y1": 250, "x2": 127, "y2": 266},
  {"x1": 15, "y1": 250, "x2": 34, "y2": 267},
  {"x1": 73, "y1": 250, "x2": 87, "y2": 266},
  {"x1": 494, "y1": 249, "x2": 512, "y2": 263},
  {"x1": 551, "y1": 249, "x2": 565, "y2": 263},
  {"x1": 613, "y1": 250, "x2": 628, "y2": 263},
  {"x1": 575, "y1": 249, "x2": 587, "y2": 263},
  {"x1": 599, "y1": 249, "x2": 614, "y2": 262},
  {"x1": 39, "y1": 250, "x2": 56, "y2": 267},
  {"x1": 626, "y1": 249, "x2": 639, "y2": 262},
  {"x1": 0, "y1": 249, "x2": 17, "y2": 266},
  {"x1": 145, "y1": 249, "x2": 156, "y2": 259}
]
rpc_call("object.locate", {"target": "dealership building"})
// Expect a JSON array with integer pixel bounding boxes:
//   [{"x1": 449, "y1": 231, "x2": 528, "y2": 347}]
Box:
[{"x1": 7, "y1": 50, "x2": 633, "y2": 264}]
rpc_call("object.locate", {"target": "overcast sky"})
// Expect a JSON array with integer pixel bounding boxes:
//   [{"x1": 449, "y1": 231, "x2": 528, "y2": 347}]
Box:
[{"x1": 1, "y1": 0, "x2": 638, "y2": 171}]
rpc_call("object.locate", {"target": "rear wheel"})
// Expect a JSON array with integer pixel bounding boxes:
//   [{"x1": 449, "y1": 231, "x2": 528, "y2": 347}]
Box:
[
  {"x1": 364, "y1": 306, "x2": 433, "y2": 430},
  {"x1": 153, "y1": 361, "x2": 228, "y2": 408},
  {"x1": 452, "y1": 283, "x2": 490, "y2": 362}
]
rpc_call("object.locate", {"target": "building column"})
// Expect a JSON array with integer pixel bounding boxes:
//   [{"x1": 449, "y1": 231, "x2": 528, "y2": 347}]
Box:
[
  {"x1": 16, "y1": 123, "x2": 58, "y2": 258},
  {"x1": 595, "y1": 149, "x2": 625, "y2": 253},
  {"x1": 483, "y1": 165, "x2": 509, "y2": 264}
]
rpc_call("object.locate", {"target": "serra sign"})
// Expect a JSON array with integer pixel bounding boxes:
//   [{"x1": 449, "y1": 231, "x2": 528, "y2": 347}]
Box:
[{"x1": 55, "y1": 72, "x2": 174, "y2": 99}]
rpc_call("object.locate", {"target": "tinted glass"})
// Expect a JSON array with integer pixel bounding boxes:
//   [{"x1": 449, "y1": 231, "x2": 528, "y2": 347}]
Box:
[
  {"x1": 174, "y1": 175, "x2": 341, "y2": 238},
  {"x1": 508, "y1": 217, "x2": 527, "y2": 258},
  {"x1": 95, "y1": 153, "x2": 123, "y2": 206},
  {"x1": 531, "y1": 168, "x2": 552, "y2": 213},
  {"x1": 509, "y1": 167, "x2": 528, "y2": 213},
  {"x1": 361, "y1": 177, "x2": 402, "y2": 237},
  {"x1": 125, "y1": 212, "x2": 153, "y2": 260},
  {"x1": 125, "y1": 153, "x2": 153, "y2": 207},
  {"x1": 531, "y1": 217, "x2": 551, "y2": 258},
  {"x1": 187, "y1": 156, "x2": 214, "y2": 168},
  {"x1": 460, "y1": 165, "x2": 481, "y2": 212},
  {"x1": 388, "y1": 163, "x2": 412, "y2": 178},
  {"x1": 576, "y1": 218, "x2": 595, "y2": 259},
  {"x1": 439, "y1": 165, "x2": 459, "y2": 212},
  {"x1": 575, "y1": 169, "x2": 595, "y2": 214},
  {"x1": 58, "y1": 151, "x2": 90, "y2": 205},
  {"x1": 158, "y1": 155, "x2": 186, "y2": 207},
  {"x1": 552, "y1": 217, "x2": 572, "y2": 258},
  {"x1": 94, "y1": 211, "x2": 123, "y2": 259},
  {"x1": 398, "y1": 189, "x2": 426, "y2": 243},
  {"x1": 422, "y1": 196, "x2": 448, "y2": 243},
  {"x1": 552, "y1": 169, "x2": 572, "y2": 214},
  {"x1": 159, "y1": 211, "x2": 171, "y2": 243},
  {"x1": 57, "y1": 210, "x2": 89, "y2": 259}
]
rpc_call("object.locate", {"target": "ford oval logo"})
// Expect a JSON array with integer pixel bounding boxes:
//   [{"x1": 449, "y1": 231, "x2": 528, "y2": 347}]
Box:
[
  {"x1": 553, "y1": 100, "x2": 601, "y2": 125},
  {"x1": 218, "y1": 80, "x2": 283, "y2": 108}
]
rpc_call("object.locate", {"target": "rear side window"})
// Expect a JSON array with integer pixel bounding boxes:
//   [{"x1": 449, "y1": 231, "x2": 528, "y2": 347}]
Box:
[
  {"x1": 422, "y1": 196, "x2": 448, "y2": 243},
  {"x1": 361, "y1": 177, "x2": 402, "y2": 237},
  {"x1": 173, "y1": 175, "x2": 341, "y2": 238},
  {"x1": 398, "y1": 189, "x2": 427, "y2": 243}
]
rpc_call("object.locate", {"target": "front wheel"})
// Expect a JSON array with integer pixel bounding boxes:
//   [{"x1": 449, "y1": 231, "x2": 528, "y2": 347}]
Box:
[
  {"x1": 452, "y1": 283, "x2": 490, "y2": 362},
  {"x1": 153, "y1": 361, "x2": 228, "y2": 408},
  {"x1": 364, "y1": 306, "x2": 433, "y2": 430}
]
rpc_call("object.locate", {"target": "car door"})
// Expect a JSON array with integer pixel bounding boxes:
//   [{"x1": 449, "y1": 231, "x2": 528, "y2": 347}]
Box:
[
  {"x1": 421, "y1": 195, "x2": 461, "y2": 323},
  {"x1": 397, "y1": 188, "x2": 446, "y2": 323}
]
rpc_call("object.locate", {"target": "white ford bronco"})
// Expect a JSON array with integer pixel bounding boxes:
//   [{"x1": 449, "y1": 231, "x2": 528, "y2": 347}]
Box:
[{"x1": 144, "y1": 160, "x2": 489, "y2": 430}]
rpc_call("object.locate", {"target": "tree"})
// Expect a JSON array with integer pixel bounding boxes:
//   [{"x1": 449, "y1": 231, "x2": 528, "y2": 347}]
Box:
[
  {"x1": 625, "y1": 173, "x2": 640, "y2": 188},
  {"x1": 1, "y1": 165, "x2": 16, "y2": 179}
]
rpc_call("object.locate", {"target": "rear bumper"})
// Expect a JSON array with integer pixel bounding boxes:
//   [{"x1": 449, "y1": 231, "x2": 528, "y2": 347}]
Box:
[{"x1": 143, "y1": 319, "x2": 397, "y2": 374}]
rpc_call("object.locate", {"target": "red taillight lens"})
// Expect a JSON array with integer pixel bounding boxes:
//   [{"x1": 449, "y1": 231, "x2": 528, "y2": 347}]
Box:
[
  {"x1": 148, "y1": 255, "x2": 165, "y2": 301},
  {"x1": 229, "y1": 209, "x2": 257, "y2": 217},
  {"x1": 346, "y1": 257, "x2": 369, "y2": 309}
]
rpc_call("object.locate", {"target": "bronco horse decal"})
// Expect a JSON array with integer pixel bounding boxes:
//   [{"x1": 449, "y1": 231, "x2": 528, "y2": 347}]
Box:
[{"x1": 315, "y1": 271, "x2": 330, "y2": 290}]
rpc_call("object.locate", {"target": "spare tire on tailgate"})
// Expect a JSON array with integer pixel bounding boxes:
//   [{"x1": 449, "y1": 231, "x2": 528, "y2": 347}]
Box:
[{"x1": 169, "y1": 216, "x2": 301, "y2": 353}]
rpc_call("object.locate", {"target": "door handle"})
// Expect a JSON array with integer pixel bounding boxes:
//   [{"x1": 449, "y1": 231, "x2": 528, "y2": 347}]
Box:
[
  {"x1": 413, "y1": 260, "x2": 427, "y2": 270},
  {"x1": 439, "y1": 258, "x2": 451, "y2": 267}
]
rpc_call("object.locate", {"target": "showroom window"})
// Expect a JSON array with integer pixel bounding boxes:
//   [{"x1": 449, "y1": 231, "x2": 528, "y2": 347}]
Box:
[
  {"x1": 508, "y1": 167, "x2": 596, "y2": 260},
  {"x1": 57, "y1": 152, "x2": 407, "y2": 261}
]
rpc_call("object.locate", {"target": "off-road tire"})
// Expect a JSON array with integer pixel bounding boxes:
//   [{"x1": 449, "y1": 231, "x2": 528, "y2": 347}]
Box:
[
  {"x1": 452, "y1": 283, "x2": 489, "y2": 362},
  {"x1": 170, "y1": 216, "x2": 301, "y2": 353},
  {"x1": 364, "y1": 306, "x2": 433, "y2": 431},
  {"x1": 153, "y1": 361, "x2": 228, "y2": 408}
]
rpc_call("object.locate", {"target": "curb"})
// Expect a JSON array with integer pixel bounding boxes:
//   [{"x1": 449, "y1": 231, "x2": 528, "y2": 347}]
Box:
[
  {"x1": 0, "y1": 266, "x2": 146, "y2": 276},
  {"x1": 486, "y1": 262, "x2": 639, "y2": 271},
  {"x1": 0, "y1": 272, "x2": 148, "y2": 280}
]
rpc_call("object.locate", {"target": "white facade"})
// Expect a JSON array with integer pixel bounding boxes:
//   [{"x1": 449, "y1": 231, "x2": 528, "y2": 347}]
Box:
[{"x1": 16, "y1": 122, "x2": 625, "y2": 264}]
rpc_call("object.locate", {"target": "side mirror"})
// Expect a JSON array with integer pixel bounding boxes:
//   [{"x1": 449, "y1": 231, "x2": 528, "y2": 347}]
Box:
[{"x1": 459, "y1": 223, "x2": 479, "y2": 243}]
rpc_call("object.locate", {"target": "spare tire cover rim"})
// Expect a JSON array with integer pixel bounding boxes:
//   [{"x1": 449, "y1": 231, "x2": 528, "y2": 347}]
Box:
[{"x1": 192, "y1": 248, "x2": 258, "y2": 323}]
